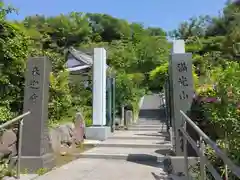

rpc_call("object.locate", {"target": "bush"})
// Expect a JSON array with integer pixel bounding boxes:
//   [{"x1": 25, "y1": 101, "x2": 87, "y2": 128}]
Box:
[
  {"x1": 85, "y1": 118, "x2": 93, "y2": 127},
  {"x1": 115, "y1": 71, "x2": 146, "y2": 116},
  {"x1": 191, "y1": 62, "x2": 240, "y2": 179},
  {"x1": 49, "y1": 70, "x2": 73, "y2": 123},
  {"x1": 0, "y1": 106, "x2": 13, "y2": 123}
]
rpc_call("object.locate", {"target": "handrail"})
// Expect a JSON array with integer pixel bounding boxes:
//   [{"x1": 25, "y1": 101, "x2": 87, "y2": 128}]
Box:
[
  {"x1": 0, "y1": 111, "x2": 31, "y2": 179},
  {"x1": 0, "y1": 111, "x2": 31, "y2": 129},
  {"x1": 179, "y1": 110, "x2": 240, "y2": 179}
]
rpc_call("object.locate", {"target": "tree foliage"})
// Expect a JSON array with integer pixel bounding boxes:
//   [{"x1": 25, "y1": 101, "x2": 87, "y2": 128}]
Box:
[{"x1": 0, "y1": 2, "x2": 170, "y2": 123}]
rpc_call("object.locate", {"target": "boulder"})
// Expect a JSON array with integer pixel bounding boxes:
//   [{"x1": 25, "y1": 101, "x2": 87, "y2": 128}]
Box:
[
  {"x1": 0, "y1": 130, "x2": 17, "y2": 158},
  {"x1": 49, "y1": 128, "x2": 61, "y2": 153},
  {"x1": 58, "y1": 124, "x2": 73, "y2": 145}
]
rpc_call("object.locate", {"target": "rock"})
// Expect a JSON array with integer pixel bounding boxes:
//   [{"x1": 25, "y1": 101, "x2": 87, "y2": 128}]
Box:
[
  {"x1": 58, "y1": 125, "x2": 73, "y2": 145},
  {"x1": 1, "y1": 130, "x2": 17, "y2": 146},
  {"x1": 49, "y1": 118, "x2": 86, "y2": 154},
  {"x1": 49, "y1": 123, "x2": 79, "y2": 153},
  {"x1": 65, "y1": 123, "x2": 74, "y2": 138},
  {"x1": 0, "y1": 144, "x2": 10, "y2": 158},
  {"x1": 59, "y1": 144, "x2": 73, "y2": 156},
  {"x1": 0, "y1": 130, "x2": 17, "y2": 158},
  {"x1": 49, "y1": 128, "x2": 61, "y2": 153}
]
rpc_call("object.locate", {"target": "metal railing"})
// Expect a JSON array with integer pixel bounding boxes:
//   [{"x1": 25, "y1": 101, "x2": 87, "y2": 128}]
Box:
[
  {"x1": 0, "y1": 111, "x2": 31, "y2": 179},
  {"x1": 159, "y1": 93, "x2": 168, "y2": 132},
  {"x1": 179, "y1": 110, "x2": 240, "y2": 180}
]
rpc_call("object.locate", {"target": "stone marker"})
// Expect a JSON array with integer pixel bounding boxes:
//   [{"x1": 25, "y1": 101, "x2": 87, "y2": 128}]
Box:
[
  {"x1": 169, "y1": 43, "x2": 193, "y2": 155},
  {"x1": 73, "y1": 112, "x2": 84, "y2": 144},
  {"x1": 20, "y1": 57, "x2": 55, "y2": 172},
  {"x1": 125, "y1": 110, "x2": 133, "y2": 127}
]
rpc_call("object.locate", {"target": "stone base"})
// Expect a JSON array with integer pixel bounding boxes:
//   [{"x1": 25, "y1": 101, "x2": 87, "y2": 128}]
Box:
[
  {"x1": 12, "y1": 153, "x2": 55, "y2": 173},
  {"x1": 85, "y1": 126, "x2": 111, "y2": 141},
  {"x1": 163, "y1": 156, "x2": 199, "y2": 175}
]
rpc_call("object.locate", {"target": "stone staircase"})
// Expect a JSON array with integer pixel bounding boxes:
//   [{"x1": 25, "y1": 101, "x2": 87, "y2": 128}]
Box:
[
  {"x1": 80, "y1": 119, "x2": 171, "y2": 179},
  {"x1": 139, "y1": 94, "x2": 164, "y2": 120},
  {"x1": 34, "y1": 119, "x2": 173, "y2": 180},
  {"x1": 33, "y1": 94, "x2": 187, "y2": 180},
  {"x1": 81, "y1": 122, "x2": 171, "y2": 159},
  {"x1": 78, "y1": 94, "x2": 191, "y2": 179}
]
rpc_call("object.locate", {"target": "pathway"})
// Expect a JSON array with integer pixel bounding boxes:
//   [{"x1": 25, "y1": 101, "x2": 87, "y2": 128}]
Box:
[
  {"x1": 33, "y1": 94, "x2": 172, "y2": 180},
  {"x1": 34, "y1": 123, "x2": 171, "y2": 179}
]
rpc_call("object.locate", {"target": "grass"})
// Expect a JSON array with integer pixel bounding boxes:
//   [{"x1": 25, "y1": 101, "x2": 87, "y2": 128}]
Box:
[
  {"x1": 54, "y1": 144, "x2": 94, "y2": 168},
  {"x1": 48, "y1": 116, "x2": 74, "y2": 128}
]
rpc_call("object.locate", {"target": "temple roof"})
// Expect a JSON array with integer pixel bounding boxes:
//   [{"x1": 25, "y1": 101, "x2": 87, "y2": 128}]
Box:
[
  {"x1": 67, "y1": 47, "x2": 93, "y2": 66},
  {"x1": 65, "y1": 47, "x2": 108, "y2": 73}
]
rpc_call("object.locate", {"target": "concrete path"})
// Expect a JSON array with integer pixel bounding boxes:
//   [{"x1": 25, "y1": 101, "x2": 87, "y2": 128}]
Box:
[
  {"x1": 35, "y1": 158, "x2": 168, "y2": 180},
  {"x1": 34, "y1": 119, "x2": 171, "y2": 180}
]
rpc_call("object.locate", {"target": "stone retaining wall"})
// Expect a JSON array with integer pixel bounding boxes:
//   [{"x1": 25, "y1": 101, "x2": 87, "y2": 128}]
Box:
[{"x1": 0, "y1": 112, "x2": 85, "y2": 161}]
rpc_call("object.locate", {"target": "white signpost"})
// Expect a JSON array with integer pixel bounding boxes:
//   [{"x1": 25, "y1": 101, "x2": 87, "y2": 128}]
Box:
[{"x1": 85, "y1": 48, "x2": 111, "y2": 140}]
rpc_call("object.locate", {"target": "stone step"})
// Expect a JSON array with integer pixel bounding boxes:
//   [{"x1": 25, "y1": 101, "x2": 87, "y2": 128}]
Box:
[
  {"x1": 77, "y1": 147, "x2": 170, "y2": 161},
  {"x1": 109, "y1": 136, "x2": 165, "y2": 140},
  {"x1": 87, "y1": 143, "x2": 170, "y2": 148},
  {"x1": 137, "y1": 122, "x2": 164, "y2": 125},
  {"x1": 111, "y1": 130, "x2": 169, "y2": 140},
  {"x1": 130, "y1": 124, "x2": 167, "y2": 128},
  {"x1": 78, "y1": 153, "x2": 168, "y2": 161},
  {"x1": 127, "y1": 127, "x2": 167, "y2": 131},
  {"x1": 112, "y1": 130, "x2": 169, "y2": 138},
  {"x1": 84, "y1": 139, "x2": 171, "y2": 148},
  {"x1": 138, "y1": 120, "x2": 164, "y2": 122}
]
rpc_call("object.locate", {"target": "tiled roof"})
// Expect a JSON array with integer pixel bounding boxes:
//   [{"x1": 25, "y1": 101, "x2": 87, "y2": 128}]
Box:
[
  {"x1": 67, "y1": 65, "x2": 91, "y2": 72},
  {"x1": 68, "y1": 47, "x2": 93, "y2": 65},
  {"x1": 66, "y1": 47, "x2": 109, "y2": 72}
]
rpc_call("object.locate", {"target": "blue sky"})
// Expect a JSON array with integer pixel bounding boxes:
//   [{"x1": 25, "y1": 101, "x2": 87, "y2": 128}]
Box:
[{"x1": 5, "y1": 0, "x2": 227, "y2": 31}]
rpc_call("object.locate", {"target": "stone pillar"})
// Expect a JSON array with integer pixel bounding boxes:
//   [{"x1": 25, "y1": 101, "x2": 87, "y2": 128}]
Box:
[
  {"x1": 20, "y1": 57, "x2": 55, "y2": 172},
  {"x1": 106, "y1": 77, "x2": 112, "y2": 127},
  {"x1": 125, "y1": 110, "x2": 133, "y2": 127},
  {"x1": 111, "y1": 77, "x2": 116, "y2": 132},
  {"x1": 92, "y1": 48, "x2": 105, "y2": 126},
  {"x1": 169, "y1": 40, "x2": 193, "y2": 155},
  {"x1": 120, "y1": 105, "x2": 124, "y2": 127},
  {"x1": 85, "y1": 48, "x2": 111, "y2": 140}
]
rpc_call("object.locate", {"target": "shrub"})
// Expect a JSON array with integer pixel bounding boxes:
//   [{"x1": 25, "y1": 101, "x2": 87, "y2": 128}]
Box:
[{"x1": 191, "y1": 62, "x2": 240, "y2": 179}]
